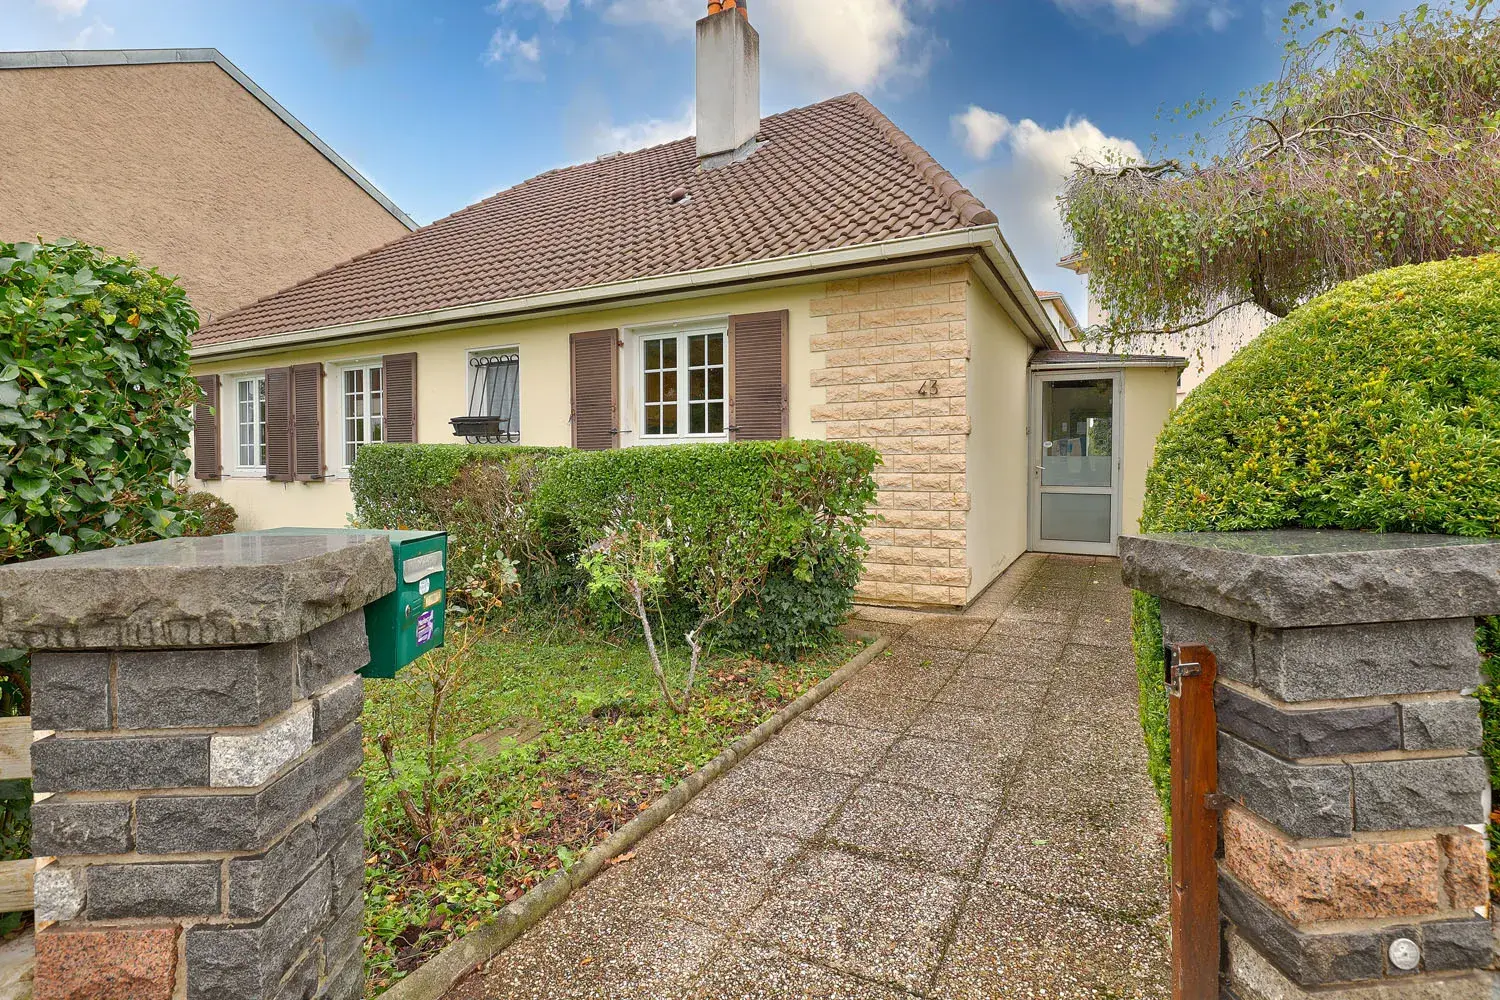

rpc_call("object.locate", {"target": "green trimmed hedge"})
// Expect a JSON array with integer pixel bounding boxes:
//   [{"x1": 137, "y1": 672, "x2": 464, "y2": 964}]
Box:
[
  {"x1": 351, "y1": 441, "x2": 880, "y2": 659},
  {"x1": 1135, "y1": 254, "x2": 1500, "y2": 821}
]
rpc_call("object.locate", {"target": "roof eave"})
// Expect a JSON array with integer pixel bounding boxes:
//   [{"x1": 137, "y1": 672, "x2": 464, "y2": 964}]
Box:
[
  {"x1": 0, "y1": 47, "x2": 417, "y2": 231},
  {"x1": 192, "y1": 226, "x2": 1065, "y2": 360}
]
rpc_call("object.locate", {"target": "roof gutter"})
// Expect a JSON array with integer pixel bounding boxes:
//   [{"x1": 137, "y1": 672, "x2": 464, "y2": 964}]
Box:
[
  {"x1": 192, "y1": 227, "x2": 1065, "y2": 361},
  {"x1": 1029, "y1": 358, "x2": 1188, "y2": 371}
]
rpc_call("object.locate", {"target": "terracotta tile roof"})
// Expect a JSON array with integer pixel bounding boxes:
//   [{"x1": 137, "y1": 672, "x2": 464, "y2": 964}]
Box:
[
  {"x1": 196, "y1": 93, "x2": 999, "y2": 348},
  {"x1": 1034, "y1": 289, "x2": 1064, "y2": 299}
]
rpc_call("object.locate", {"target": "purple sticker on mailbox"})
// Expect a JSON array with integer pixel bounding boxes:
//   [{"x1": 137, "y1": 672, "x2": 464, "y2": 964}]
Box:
[{"x1": 417, "y1": 610, "x2": 435, "y2": 645}]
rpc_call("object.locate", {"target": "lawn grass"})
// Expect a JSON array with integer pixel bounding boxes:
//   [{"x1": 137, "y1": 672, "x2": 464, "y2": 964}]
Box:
[{"x1": 359, "y1": 619, "x2": 863, "y2": 993}]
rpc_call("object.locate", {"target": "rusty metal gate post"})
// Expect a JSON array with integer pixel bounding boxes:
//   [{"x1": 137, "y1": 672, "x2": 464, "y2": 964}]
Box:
[{"x1": 1166, "y1": 643, "x2": 1220, "y2": 1000}]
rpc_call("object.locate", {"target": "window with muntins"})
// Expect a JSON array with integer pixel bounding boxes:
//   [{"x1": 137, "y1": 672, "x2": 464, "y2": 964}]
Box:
[
  {"x1": 236, "y1": 375, "x2": 267, "y2": 470},
  {"x1": 641, "y1": 330, "x2": 726, "y2": 439},
  {"x1": 342, "y1": 364, "x2": 383, "y2": 467}
]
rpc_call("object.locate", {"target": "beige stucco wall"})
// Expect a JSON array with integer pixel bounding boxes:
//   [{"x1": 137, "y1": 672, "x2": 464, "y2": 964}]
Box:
[
  {"x1": 193, "y1": 281, "x2": 829, "y2": 530},
  {"x1": 1121, "y1": 365, "x2": 1179, "y2": 533},
  {"x1": 0, "y1": 62, "x2": 409, "y2": 322},
  {"x1": 965, "y1": 277, "x2": 1031, "y2": 600}
]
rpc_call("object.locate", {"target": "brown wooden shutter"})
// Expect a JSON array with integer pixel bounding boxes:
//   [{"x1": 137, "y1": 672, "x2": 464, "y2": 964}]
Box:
[
  {"x1": 192, "y1": 374, "x2": 221, "y2": 481},
  {"x1": 382, "y1": 353, "x2": 418, "y2": 444},
  {"x1": 570, "y1": 330, "x2": 618, "y2": 451},
  {"x1": 290, "y1": 362, "x2": 325, "y2": 481},
  {"x1": 265, "y1": 367, "x2": 293, "y2": 482},
  {"x1": 728, "y1": 310, "x2": 790, "y2": 441}
]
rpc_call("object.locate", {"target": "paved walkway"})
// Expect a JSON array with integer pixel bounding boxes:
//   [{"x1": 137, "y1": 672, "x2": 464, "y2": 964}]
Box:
[{"x1": 449, "y1": 554, "x2": 1170, "y2": 1000}]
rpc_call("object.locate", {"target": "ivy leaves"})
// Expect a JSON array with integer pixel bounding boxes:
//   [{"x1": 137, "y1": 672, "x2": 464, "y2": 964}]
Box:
[{"x1": 0, "y1": 239, "x2": 200, "y2": 564}]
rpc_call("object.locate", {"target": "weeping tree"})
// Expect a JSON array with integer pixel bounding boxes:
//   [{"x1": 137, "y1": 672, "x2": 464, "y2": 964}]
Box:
[{"x1": 1062, "y1": 0, "x2": 1500, "y2": 345}]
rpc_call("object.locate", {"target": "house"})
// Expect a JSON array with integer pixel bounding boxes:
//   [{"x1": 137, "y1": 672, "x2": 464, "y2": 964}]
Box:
[
  {"x1": 1060, "y1": 252, "x2": 1271, "y2": 404},
  {"x1": 187, "y1": 4, "x2": 1184, "y2": 609},
  {"x1": 0, "y1": 48, "x2": 415, "y2": 322},
  {"x1": 1035, "y1": 289, "x2": 1083, "y2": 345}
]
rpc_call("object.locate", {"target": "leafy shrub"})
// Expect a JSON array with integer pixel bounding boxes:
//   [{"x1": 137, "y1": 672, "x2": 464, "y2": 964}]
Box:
[
  {"x1": 2, "y1": 239, "x2": 200, "y2": 561},
  {"x1": 351, "y1": 440, "x2": 880, "y2": 660},
  {"x1": 175, "y1": 487, "x2": 239, "y2": 537},
  {"x1": 533, "y1": 440, "x2": 880, "y2": 659},
  {"x1": 1133, "y1": 254, "x2": 1500, "y2": 819}
]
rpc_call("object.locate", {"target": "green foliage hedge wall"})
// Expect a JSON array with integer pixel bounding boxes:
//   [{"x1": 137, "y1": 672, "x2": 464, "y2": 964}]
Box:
[
  {"x1": 1134, "y1": 254, "x2": 1500, "y2": 819},
  {"x1": 352, "y1": 440, "x2": 880, "y2": 660}
]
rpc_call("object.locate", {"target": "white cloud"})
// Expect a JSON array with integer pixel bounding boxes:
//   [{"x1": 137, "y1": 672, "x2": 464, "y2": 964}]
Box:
[
  {"x1": 962, "y1": 111, "x2": 1142, "y2": 314},
  {"x1": 952, "y1": 105, "x2": 1012, "y2": 159},
  {"x1": 604, "y1": 0, "x2": 936, "y2": 92},
  {"x1": 486, "y1": 27, "x2": 543, "y2": 69},
  {"x1": 39, "y1": 0, "x2": 88, "y2": 17},
  {"x1": 72, "y1": 16, "x2": 114, "y2": 46},
  {"x1": 1053, "y1": 0, "x2": 1184, "y2": 31},
  {"x1": 1206, "y1": 3, "x2": 1235, "y2": 30},
  {"x1": 582, "y1": 103, "x2": 696, "y2": 158}
]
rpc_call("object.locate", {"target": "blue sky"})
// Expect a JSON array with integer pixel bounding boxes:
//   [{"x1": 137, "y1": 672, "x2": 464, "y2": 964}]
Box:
[{"x1": 1, "y1": 0, "x2": 1411, "y2": 313}]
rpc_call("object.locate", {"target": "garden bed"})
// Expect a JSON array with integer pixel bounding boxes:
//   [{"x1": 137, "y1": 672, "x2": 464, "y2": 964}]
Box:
[{"x1": 359, "y1": 621, "x2": 863, "y2": 994}]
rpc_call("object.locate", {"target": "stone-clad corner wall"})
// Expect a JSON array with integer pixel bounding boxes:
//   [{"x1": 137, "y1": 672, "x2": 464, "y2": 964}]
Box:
[
  {"x1": 0, "y1": 532, "x2": 396, "y2": 1000},
  {"x1": 1121, "y1": 531, "x2": 1499, "y2": 1000},
  {"x1": 808, "y1": 264, "x2": 972, "y2": 607}
]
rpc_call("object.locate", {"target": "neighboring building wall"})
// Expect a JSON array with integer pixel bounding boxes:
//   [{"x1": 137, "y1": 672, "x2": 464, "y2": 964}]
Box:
[
  {"x1": 966, "y1": 279, "x2": 1031, "y2": 600},
  {"x1": 193, "y1": 281, "x2": 831, "y2": 529},
  {"x1": 0, "y1": 62, "x2": 409, "y2": 320},
  {"x1": 1121, "y1": 366, "x2": 1179, "y2": 533},
  {"x1": 807, "y1": 265, "x2": 976, "y2": 607}
]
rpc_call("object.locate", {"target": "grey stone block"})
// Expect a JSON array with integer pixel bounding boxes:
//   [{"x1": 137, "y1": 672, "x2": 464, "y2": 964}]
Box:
[
  {"x1": 87, "y1": 862, "x2": 221, "y2": 918},
  {"x1": 1221, "y1": 872, "x2": 1385, "y2": 985},
  {"x1": 31, "y1": 734, "x2": 211, "y2": 792},
  {"x1": 312, "y1": 675, "x2": 363, "y2": 742},
  {"x1": 314, "y1": 778, "x2": 364, "y2": 855},
  {"x1": 1216, "y1": 685, "x2": 1399, "y2": 758},
  {"x1": 186, "y1": 862, "x2": 332, "y2": 1000},
  {"x1": 116, "y1": 644, "x2": 296, "y2": 729},
  {"x1": 1219, "y1": 732, "x2": 1353, "y2": 839},
  {"x1": 318, "y1": 954, "x2": 364, "y2": 1000},
  {"x1": 211, "y1": 704, "x2": 314, "y2": 788},
  {"x1": 313, "y1": 723, "x2": 363, "y2": 801},
  {"x1": 1120, "y1": 530, "x2": 1500, "y2": 628},
  {"x1": 29, "y1": 651, "x2": 110, "y2": 731},
  {"x1": 1256, "y1": 620, "x2": 1481, "y2": 702},
  {"x1": 136, "y1": 789, "x2": 262, "y2": 854},
  {"x1": 0, "y1": 530, "x2": 395, "y2": 649},
  {"x1": 228, "y1": 823, "x2": 318, "y2": 919},
  {"x1": 322, "y1": 895, "x2": 364, "y2": 974},
  {"x1": 329, "y1": 832, "x2": 363, "y2": 915},
  {"x1": 31, "y1": 799, "x2": 132, "y2": 856},
  {"x1": 1401, "y1": 699, "x2": 1484, "y2": 751},
  {"x1": 274, "y1": 951, "x2": 320, "y2": 1000},
  {"x1": 1418, "y1": 918, "x2": 1493, "y2": 972},
  {"x1": 298, "y1": 611, "x2": 370, "y2": 697},
  {"x1": 33, "y1": 865, "x2": 85, "y2": 922},
  {"x1": 1351, "y1": 756, "x2": 1488, "y2": 831},
  {"x1": 1160, "y1": 601, "x2": 1255, "y2": 684}
]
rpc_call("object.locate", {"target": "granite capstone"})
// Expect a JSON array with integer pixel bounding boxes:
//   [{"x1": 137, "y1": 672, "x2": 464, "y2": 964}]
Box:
[
  {"x1": 1120, "y1": 530, "x2": 1500, "y2": 628},
  {"x1": 0, "y1": 532, "x2": 395, "y2": 649}
]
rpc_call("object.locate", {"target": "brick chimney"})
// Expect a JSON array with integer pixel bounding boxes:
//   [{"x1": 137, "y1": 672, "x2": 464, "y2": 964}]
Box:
[{"x1": 696, "y1": 0, "x2": 760, "y2": 168}]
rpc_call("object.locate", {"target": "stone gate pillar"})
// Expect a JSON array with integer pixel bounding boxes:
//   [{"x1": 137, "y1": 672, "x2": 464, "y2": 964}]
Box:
[
  {"x1": 1122, "y1": 530, "x2": 1498, "y2": 1000},
  {"x1": 0, "y1": 532, "x2": 395, "y2": 1000}
]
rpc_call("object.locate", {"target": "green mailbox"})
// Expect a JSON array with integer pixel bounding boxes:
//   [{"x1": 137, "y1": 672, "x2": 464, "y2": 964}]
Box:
[{"x1": 253, "y1": 528, "x2": 447, "y2": 677}]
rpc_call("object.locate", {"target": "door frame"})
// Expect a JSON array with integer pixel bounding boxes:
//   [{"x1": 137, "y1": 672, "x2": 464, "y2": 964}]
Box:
[{"x1": 1027, "y1": 368, "x2": 1125, "y2": 556}]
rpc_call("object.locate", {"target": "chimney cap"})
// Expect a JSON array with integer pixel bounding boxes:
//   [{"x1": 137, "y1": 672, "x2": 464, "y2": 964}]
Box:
[{"x1": 706, "y1": 1, "x2": 748, "y2": 20}]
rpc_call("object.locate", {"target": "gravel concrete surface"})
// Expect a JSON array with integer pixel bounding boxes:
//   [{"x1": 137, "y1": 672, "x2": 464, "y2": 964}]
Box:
[{"x1": 446, "y1": 554, "x2": 1170, "y2": 1000}]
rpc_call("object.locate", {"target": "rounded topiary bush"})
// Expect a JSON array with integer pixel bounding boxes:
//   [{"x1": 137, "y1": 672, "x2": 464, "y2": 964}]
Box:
[{"x1": 1132, "y1": 254, "x2": 1500, "y2": 820}]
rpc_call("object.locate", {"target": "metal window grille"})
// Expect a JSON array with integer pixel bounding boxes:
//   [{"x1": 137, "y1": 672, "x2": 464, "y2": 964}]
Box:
[{"x1": 453, "y1": 353, "x2": 521, "y2": 444}]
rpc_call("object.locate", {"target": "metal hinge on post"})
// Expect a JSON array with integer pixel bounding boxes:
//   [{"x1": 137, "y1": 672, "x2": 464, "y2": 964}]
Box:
[{"x1": 1164, "y1": 644, "x2": 1202, "y2": 698}]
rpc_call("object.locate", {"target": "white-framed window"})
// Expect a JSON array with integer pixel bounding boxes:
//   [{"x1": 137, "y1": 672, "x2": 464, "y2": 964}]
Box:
[
  {"x1": 234, "y1": 374, "x2": 267, "y2": 471},
  {"x1": 638, "y1": 326, "x2": 727, "y2": 440},
  {"x1": 340, "y1": 363, "x2": 383, "y2": 468}
]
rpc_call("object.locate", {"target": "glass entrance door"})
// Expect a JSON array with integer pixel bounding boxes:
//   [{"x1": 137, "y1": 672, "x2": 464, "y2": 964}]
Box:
[{"x1": 1029, "y1": 373, "x2": 1122, "y2": 555}]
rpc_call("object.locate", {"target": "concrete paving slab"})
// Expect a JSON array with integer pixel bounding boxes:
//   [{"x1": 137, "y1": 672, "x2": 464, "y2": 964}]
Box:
[
  {"x1": 685, "y1": 756, "x2": 860, "y2": 840},
  {"x1": 804, "y1": 689, "x2": 927, "y2": 734},
  {"x1": 872, "y1": 735, "x2": 1018, "y2": 802},
  {"x1": 900, "y1": 617, "x2": 995, "y2": 652},
  {"x1": 978, "y1": 813, "x2": 1168, "y2": 921},
  {"x1": 741, "y1": 848, "x2": 966, "y2": 993},
  {"x1": 906, "y1": 697, "x2": 1042, "y2": 751},
  {"x1": 680, "y1": 941, "x2": 912, "y2": 1000},
  {"x1": 755, "y1": 718, "x2": 902, "y2": 778},
  {"x1": 826, "y1": 780, "x2": 1000, "y2": 877},
  {"x1": 839, "y1": 648, "x2": 963, "y2": 702},
  {"x1": 931, "y1": 674, "x2": 1044, "y2": 714}
]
